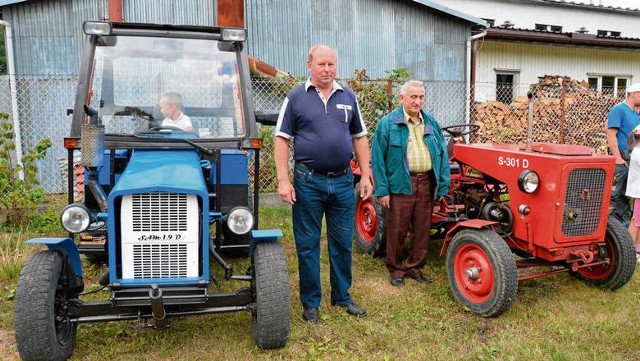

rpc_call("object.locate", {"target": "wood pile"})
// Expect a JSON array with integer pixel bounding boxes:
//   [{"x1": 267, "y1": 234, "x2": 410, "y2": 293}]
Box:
[{"x1": 472, "y1": 75, "x2": 619, "y2": 153}]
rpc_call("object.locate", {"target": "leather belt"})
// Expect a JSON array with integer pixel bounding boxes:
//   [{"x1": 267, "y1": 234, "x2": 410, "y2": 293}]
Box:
[
  {"x1": 298, "y1": 163, "x2": 349, "y2": 177},
  {"x1": 409, "y1": 171, "x2": 432, "y2": 177}
]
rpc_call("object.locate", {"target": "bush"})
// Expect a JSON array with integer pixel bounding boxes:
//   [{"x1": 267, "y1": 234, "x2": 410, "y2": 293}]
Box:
[{"x1": 0, "y1": 113, "x2": 52, "y2": 226}]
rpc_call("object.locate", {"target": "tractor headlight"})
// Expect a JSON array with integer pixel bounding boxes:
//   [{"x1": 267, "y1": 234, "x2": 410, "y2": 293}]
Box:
[
  {"x1": 227, "y1": 207, "x2": 254, "y2": 235},
  {"x1": 83, "y1": 21, "x2": 112, "y2": 36},
  {"x1": 60, "y1": 204, "x2": 93, "y2": 233},
  {"x1": 518, "y1": 170, "x2": 539, "y2": 193},
  {"x1": 221, "y1": 28, "x2": 246, "y2": 42}
]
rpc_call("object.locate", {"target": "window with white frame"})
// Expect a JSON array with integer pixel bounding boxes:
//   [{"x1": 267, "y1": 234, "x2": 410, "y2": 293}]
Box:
[{"x1": 588, "y1": 76, "x2": 629, "y2": 96}]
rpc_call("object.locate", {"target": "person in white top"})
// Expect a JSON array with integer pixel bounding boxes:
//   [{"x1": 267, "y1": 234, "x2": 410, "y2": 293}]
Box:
[
  {"x1": 159, "y1": 92, "x2": 193, "y2": 131},
  {"x1": 625, "y1": 123, "x2": 640, "y2": 261}
]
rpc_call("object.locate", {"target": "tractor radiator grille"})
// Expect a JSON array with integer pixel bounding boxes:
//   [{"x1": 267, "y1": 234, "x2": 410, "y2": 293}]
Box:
[
  {"x1": 132, "y1": 244, "x2": 188, "y2": 278},
  {"x1": 121, "y1": 192, "x2": 199, "y2": 279},
  {"x1": 131, "y1": 193, "x2": 188, "y2": 232},
  {"x1": 561, "y1": 168, "x2": 606, "y2": 236}
]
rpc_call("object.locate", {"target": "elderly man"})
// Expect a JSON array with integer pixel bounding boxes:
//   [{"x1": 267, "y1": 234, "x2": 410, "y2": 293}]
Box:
[
  {"x1": 371, "y1": 80, "x2": 450, "y2": 287},
  {"x1": 274, "y1": 44, "x2": 372, "y2": 323}
]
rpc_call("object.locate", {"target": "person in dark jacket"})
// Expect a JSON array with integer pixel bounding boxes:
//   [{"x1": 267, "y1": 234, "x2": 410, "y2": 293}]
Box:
[{"x1": 371, "y1": 80, "x2": 450, "y2": 287}]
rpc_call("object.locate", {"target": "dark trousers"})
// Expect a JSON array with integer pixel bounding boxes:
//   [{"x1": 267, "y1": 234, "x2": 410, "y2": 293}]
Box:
[
  {"x1": 611, "y1": 163, "x2": 631, "y2": 224},
  {"x1": 385, "y1": 173, "x2": 433, "y2": 279}
]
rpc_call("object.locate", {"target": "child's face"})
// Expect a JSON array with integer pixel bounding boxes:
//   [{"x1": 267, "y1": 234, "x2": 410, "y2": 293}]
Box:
[{"x1": 160, "y1": 99, "x2": 179, "y2": 119}]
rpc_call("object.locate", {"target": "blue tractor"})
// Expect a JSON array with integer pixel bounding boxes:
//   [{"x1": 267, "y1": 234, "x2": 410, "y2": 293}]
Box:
[{"x1": 13, "y1": 21, "x2": 289, "y2": 360}]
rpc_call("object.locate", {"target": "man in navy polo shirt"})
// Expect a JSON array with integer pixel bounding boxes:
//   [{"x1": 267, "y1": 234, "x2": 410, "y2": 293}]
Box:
[{"x1": 274, "y1": 44, "x2": 373, "y2": 323}]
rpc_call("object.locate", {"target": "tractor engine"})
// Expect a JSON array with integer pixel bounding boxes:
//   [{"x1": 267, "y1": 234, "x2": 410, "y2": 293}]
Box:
[{"x1": 461, "y1": 185, "x2": 513, "y2": 236}]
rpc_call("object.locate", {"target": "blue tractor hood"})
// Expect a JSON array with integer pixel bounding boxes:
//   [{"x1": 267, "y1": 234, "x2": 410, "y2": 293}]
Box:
[{"x1": 108, "y1": 149, "x2": 208, "y2": 199}]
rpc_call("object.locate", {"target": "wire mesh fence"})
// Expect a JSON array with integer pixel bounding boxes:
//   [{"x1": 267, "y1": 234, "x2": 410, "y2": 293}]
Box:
[{"x1": 0, "y1": 75, "x2": 620, "y2": 197}]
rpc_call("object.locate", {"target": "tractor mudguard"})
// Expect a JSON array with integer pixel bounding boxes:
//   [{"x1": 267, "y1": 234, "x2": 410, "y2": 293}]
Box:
[
  {"x1": 439, "y1": 219, "x2": 497, "y2": 257},
  {"x1": 250, "y1": 229, "x2": 283, "y2": 255},
  {"x1": 26, "y1": 238, "x2": 83, "y2": 277}
]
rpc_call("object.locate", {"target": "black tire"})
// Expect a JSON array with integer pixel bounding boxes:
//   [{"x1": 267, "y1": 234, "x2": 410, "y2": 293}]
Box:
[
  {"x1": 14, "y1": 251, "x2": 78, "y2": 361},
  {"x1": 252, "y1": 242, "x2": 290, "y2": 349},
  {"x1": 573, "y1": 216, "x2": 636, "y2": 290},
  {"x1": 353, "y1": 182, "x2": 386, "y2": 256},
  {"x1": 446, "y1": 229, "x2": 518, "y2": 317}
]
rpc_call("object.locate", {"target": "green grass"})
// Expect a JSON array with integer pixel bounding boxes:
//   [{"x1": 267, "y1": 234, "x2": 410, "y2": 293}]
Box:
[{"x1": 1, "y1": 205, "x2": 640, "y2": 360}]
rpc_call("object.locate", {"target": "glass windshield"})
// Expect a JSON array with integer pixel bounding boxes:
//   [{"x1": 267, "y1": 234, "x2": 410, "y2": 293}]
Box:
[{"x1": 88, "y1": 36, "x2": 245, "y2": 139}]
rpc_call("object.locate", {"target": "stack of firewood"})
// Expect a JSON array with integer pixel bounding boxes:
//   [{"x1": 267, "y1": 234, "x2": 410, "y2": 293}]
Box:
[{"x1": 472, "y1": 75, "x2": 618, "y2": 154}]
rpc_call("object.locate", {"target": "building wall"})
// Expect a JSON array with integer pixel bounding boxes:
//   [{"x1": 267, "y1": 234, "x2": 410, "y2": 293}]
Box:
[
  {"x1": 2, "y1": 0, "x2": 108, "y2": 76},
  {"x1": 474, "y1": 40, "x2": 640, "y2": 101},
  {"x1": 123, "y1": 0, "x2": 216, "y2": 26},
  {"x1": 245, "y1": 0, "x2": 472, "y2": 80},
  {"x1": 442, "y1": 0, "x2": 640, "y2": 37}
]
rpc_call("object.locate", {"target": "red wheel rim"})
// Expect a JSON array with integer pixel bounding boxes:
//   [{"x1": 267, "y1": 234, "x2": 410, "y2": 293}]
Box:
[
  {"x1": 355, "y1": 198, "x2": 377, "y2": 243},
  {"x1": 453, "y1": 243, "x2": 495, "y2": 303}
]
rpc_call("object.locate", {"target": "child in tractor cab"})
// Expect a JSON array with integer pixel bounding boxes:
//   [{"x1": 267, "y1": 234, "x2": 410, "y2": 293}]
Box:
[
  {"x1": 625, "y1": 124, "x2": 640, "y2": 261},
  {"x1": 160, "y1": 92, "x2": 193, "y2": 131}
]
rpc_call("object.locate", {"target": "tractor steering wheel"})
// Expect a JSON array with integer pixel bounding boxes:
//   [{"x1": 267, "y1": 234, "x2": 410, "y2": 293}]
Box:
[
  {"x1": 442, "y1": 123, "x2": 480, "y2": 137},
  {"x1": 148, "y1": 125, "x2": 185, "y2": 132}
]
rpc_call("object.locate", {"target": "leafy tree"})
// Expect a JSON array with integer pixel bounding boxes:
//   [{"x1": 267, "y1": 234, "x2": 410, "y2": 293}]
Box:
[{"x1": 0, "y1": 113, "x2": 52, "y2": 225}]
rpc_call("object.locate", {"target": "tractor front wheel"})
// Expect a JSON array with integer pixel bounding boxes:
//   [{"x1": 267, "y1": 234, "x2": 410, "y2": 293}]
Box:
[
  {"x1": 14, "y1": 251, "x2": 78, "y2": 361},
  {"x1": 446, "y1": 229, "x2": 518, "y2": 317},
  {"x1": 573, "y1": 216, "x2": 636, "y2": 290},
  {"x1": 252, "y1": 242, "x2": 290, "y2": 349},
  {"x1": 353, "y1": 182, "x2": 386, "y2": 256}
]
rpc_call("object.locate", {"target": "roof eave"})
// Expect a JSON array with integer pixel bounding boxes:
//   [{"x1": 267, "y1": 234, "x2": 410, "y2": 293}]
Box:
[
  {"x1": 410, "y1": 0, "x2": 488, "y2": 27},
  {"x1": 486, "y1": 28, "x2": 640, "y2": 49}
]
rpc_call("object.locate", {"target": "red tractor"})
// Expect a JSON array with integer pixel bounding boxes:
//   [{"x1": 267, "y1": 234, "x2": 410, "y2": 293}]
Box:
[{"x1": 353, "y1": 123, "x2": 636, "y2": 317}]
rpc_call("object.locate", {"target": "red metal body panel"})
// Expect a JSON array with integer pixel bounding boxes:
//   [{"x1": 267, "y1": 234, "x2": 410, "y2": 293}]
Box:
[{"x1": 452, "y1": 142, "x2": 615, "y2": 262}]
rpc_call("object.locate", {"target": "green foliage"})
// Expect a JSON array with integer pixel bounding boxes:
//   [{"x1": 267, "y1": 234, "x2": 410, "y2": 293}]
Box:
[
  {"x1": 347, "y1": 68, "x2": 410, "y2": 130},
  {"x1": 0, "y1": 114, "x2": 52, "y2": 226}
]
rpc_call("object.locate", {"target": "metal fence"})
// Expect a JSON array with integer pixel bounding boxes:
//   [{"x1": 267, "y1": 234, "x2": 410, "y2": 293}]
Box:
[{"x1": 0, "y1": 75, "x2": 619, "y2": 196}]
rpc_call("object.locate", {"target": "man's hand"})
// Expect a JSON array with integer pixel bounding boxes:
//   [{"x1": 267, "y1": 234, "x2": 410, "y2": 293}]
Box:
[
  {"x1": 378, "y1": 195, "x2": 390, "y2": 209},
  {"x1": 278, "y1": 180, "x2": 296, "y2": 205},
  {"x1": 359, "y1": 176, "x2": 373, "y2": 201}
]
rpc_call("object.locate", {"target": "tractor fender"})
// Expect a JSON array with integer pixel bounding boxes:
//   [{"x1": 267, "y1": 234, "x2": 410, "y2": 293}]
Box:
[
  {"x1": 438, "y1": 219, "x2": 498, "y2": 257},
  {"x1": 26, "y1": 238, "x2": 83, "y2": 277},
  {"x1": 250, "y1": 229, "x2": 283, "y2": 255}
]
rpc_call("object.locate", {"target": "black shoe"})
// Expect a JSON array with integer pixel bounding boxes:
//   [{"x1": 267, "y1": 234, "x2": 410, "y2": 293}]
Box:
[
  {"x1": 390, "y1": 277, "x2": 404, "y2": 287},
  {"x1": 341, "y1": 302, "x2": 367, "y2": 317},
  {"x1": 302, "y1": 307, "x2": 320, "y2": 323},
  {"x1": 99, "y1": 271, "x2": 110, "y2": 286},
  {"x1": 413, "y1": 275, "x2": 432, "y2": 285}
]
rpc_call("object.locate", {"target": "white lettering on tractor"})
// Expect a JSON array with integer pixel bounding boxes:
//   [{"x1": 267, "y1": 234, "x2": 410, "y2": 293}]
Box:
[{"x1": 498, "y1": 156, "x2": 529, "y2": 168}]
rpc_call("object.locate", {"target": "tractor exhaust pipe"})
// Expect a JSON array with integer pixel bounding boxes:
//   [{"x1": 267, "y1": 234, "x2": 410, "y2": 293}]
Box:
[
  {"x1": 81, "y1": 105, "x2": 108, "y2": 212},
  {"x1": 526, "y1": 91, "x2": 535, "y2": 152},
  {"x1": 149, "y1": 285, "x2": 167, "y2": 328}
]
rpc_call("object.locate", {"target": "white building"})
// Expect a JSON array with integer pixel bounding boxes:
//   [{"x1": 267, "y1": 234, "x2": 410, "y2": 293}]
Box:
[{"x1": 438, "y1": 0, "x2": 640, "y2": 102}]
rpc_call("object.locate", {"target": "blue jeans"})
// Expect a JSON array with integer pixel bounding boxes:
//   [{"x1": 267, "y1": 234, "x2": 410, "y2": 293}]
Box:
[{"x1": 292, "y1": 163, "x2": 355, "y2": 309}]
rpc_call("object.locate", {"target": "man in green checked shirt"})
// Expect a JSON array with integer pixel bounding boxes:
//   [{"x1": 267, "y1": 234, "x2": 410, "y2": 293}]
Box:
[{"x1": 371, "y1": 80, "x2": 451, "y2": 287}]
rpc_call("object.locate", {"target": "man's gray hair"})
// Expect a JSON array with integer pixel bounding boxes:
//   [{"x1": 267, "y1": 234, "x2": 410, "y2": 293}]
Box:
[{"x1": 400, "y1": 80, "x2": 425, "y2": 95}]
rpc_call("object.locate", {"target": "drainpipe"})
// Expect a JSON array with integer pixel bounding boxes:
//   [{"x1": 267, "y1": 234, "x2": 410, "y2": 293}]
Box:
[
  {"x1": 0, "y1": 20, "x2": 23, "y2": 179},
  {"x1": 465, "y1": 29, "x2": 487, "y2": 124}
]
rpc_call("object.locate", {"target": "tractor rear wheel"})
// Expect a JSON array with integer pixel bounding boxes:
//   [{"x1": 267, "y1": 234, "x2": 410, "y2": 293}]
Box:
[
  {"x1": 252, "y1": 242, "x2": 290, "y2": 349},
  {"x1": 446, "y1": 229, "x2": 518, "y2": 317},
  {"x1": 353, "y1": 182, "x2": 386, "y2": 256},
  {"x1": 573, "y1": 216, "x2": 636, "y2": 290},
  {"x1": 14, "y1": 251, "x2": 78, "y2": 361}
]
